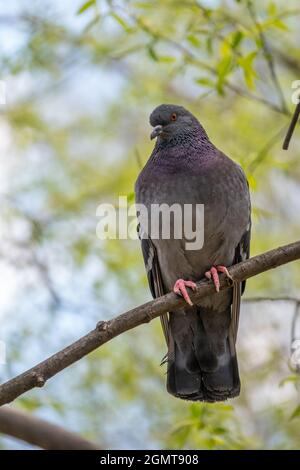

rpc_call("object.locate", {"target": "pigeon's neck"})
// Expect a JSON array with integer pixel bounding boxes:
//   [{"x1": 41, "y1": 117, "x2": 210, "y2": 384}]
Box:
[
  {"x1": 152, "y1": 129, "x2": 214, "y2": 158},
  {"x1": 155, "y1": 126, "x2": 210, "y2": 149}
]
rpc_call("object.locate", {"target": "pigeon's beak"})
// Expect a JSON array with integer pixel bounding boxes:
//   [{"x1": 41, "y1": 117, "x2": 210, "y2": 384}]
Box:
[{"x1": 150, "y1": 125, "x2": 163, "y2": 140}]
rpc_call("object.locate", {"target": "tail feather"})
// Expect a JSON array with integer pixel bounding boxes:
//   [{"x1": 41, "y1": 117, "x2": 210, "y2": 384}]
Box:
[
  {"x1": 202, "y1": 338, "x2": 240, "y2": 401},
  {"x1": 167, "y1": 333, "x2": 204, "y2": 400},
  {"x1": 166, "y1": 306, "x2": 240, "y2": 402}
]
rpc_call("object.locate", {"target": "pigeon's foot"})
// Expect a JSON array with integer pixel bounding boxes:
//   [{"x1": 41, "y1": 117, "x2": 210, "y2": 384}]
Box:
[
  {"x1": 173, "y1": 279, "x2": 197, "y2": 306},
  {"x1": 205, "y1": 265, "x2": 232, "y2": 293}
]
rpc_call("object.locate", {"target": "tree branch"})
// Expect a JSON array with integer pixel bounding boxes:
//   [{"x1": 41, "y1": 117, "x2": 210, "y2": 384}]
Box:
[
  {"x1": 0, "y1": 406, "x2": 99, "y2": 450},
  {"x1": 283, "y1": 102, "x2": 300, "y2": 150},
  {"x1": 0, "y1": 240, "x2": 300, "y2": 407}
]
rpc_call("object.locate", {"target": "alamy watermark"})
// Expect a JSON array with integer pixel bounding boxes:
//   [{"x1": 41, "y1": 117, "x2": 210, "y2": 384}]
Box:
[{"x1": 96, "y1": 196, "x2": 204, "y2": 250}]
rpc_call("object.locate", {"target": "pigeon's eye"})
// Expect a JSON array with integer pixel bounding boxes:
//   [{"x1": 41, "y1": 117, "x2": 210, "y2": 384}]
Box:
[{"x1": 171, "y1": 113, "x2": 177, "y2": 121}]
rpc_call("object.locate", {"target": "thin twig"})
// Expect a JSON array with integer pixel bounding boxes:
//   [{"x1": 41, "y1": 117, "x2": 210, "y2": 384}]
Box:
[
  {"x1": 244, "y1": 296, "x2": 300, "y2": 303},
  {"x1": 246, "y1": 0, "x2": 288, "y2": 114},
  {"x1": 248, "y1": 125, "x2": 287, "y2": 173},
  {"x1": 283, "y1": 102, "x2": 300, "y2": 150}
]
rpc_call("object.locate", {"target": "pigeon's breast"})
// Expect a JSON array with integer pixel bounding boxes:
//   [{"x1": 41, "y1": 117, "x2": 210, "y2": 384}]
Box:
[{"x1": 135, "y1": 152, "x2": 250, "y2": 292}]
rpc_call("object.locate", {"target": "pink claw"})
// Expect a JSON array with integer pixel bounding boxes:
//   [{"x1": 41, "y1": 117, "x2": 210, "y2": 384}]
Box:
[
  {"x1": 173, "y1": 279, "x2": 197, "y2": 306},
  {"x1": 216, "y1": 265, "x2": 233, "y2": 280},
  {"x1": 205, "y1": 265, "x2": 232, "y2": 293},
  {"x1": 205, "y1": 266, "x2": 220, "y2": 292}
]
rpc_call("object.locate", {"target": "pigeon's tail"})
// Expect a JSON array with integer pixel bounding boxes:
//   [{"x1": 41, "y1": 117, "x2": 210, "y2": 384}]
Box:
[{"x1": 166, "y1": 306, "x2": 240, "y2": 402}]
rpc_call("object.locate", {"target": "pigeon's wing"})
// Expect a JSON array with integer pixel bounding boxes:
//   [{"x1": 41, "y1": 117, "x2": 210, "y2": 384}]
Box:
[
  {"x1": 138, "y1": 224, "x2": 169, "y2": 344},
  {"x1": 231, "y1": 218, "x2": 251, "y2": 343}
]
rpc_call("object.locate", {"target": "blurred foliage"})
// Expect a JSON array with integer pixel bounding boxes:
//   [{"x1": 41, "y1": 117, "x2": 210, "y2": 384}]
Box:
[{"x1": 0, "y1": 0, "x2": 300, "y2": 450}]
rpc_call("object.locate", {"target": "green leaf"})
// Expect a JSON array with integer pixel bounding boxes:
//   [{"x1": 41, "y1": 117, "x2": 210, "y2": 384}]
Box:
[
  {"x1": 187, "y1": 34, "x2": 201, "y2": 48},
  {"x1": 18, "y1": 397, "x2": 42, "y2": 412},
  {"x1": 217, "y1": 57, "x2": 231, "y2": 79},
  {"x1": 195, "y1": 77, "x2": 215, "y2": 88},
  {"x1": 231, "y1": 31, "x2": 244, "y2": 49},
  {"x1": 73, "y1": 238, "x2": 90, "y2": 266},
  {"x1": 111, "y1": 12, "x2": 131, "y2": 32},
  {"x1": 272, "y1": 18, "x2": 289, "y2": 31},
  {"x1": 159, "y1": 56, "x2": 176, "y2": 63},
  {"x1": 127, "y1": 192, "x2": 135, "y2": 203},
  {"x1": 147, "y1": 44, "x2": 158, "y2": 61},
  {"x1": 279, "y1": 375, "x2": 300, "y2": 387},
  {"x1": 217, "y1": 56, "x2": 233, "y2": 76},
  {"x1": 254, "y1": 36, "x2": 264, "y2": 49},
  {"x1": 267, "y1": 2, "x2": 277, "y2": 16},
  {"x1": 216, "y1": 404, "x2": 233, "y2": 412},
  {"x1": 216, "y1": 55, "x2": 234, "y2": 94},
  {"x1": 290, "y1": 405, "x2": 300, "y2": 420},
  {"x1": 77, "y1": 0, "x2": 96, "y2": 15},
  {"x1": 247, "y1": 174, "x2": 257, "y2": 190},
  {"x1": 211, "y1": 436, "x2": 226, "y2": 446},
  {"x1": 206, "y1": 36, "x2": 213, "y2": 54},
  {"x1": 237, "y1": 51, "x2": 257, "y2": 89},
  {"x1": 220, "y1": 39, "x2": 231, "y2": 58},
  {"x1": 260, "y1": 18, "x2": 289, "y2": 32}
]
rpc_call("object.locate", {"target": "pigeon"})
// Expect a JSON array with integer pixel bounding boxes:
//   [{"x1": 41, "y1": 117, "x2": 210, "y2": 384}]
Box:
[{"x1": 135, "y1": 104, "x2": 251, "y2": 402}]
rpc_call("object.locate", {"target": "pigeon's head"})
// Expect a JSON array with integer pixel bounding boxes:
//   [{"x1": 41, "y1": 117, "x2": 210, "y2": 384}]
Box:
[{"x1": 149, "y1": 104, "x2": 206, "y2": 142}]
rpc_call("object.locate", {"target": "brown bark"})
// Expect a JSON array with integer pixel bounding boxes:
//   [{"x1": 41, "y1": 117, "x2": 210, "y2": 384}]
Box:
[{"x1": 0, "y1": 406, "x2": 99, "y2": 449}]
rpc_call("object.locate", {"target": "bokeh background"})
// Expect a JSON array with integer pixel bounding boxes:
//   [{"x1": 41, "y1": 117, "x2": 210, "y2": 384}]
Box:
[{"x1": 0, "y1": 0, "x2": 300, "y2": 449}]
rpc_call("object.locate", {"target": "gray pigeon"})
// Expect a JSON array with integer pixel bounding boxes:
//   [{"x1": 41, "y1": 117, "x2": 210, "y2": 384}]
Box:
[{"x1": 135, "y1": 104, "x2": 251, "y2": 402}]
